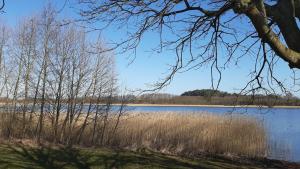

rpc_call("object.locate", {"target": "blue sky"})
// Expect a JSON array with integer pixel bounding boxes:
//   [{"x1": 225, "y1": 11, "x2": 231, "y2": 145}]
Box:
[{"x1": 1, "y1": 0, "x2": 298, "y2": 96}]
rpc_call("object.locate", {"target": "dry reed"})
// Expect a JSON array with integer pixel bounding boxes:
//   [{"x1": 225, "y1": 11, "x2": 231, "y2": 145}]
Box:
[{"x1": 0, "y1": 111, "x2": 267, "y2": 158}]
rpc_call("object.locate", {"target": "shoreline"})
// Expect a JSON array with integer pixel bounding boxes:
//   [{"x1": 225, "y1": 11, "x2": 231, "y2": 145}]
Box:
[
  {"x1": 122, "y1": 103, "x2": 300, "y2": 109},
  {"x1": 0, "y1": 102, "x2": 299, "y2": 109}
]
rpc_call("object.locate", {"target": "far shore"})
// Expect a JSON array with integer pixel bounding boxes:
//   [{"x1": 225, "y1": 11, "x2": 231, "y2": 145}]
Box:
[
  {"x1": 121, "y1": 103, "x2": 300, "y2": 109},
  {"x1": 0, "y1": 102, "x2": 299, "y2": 109}
]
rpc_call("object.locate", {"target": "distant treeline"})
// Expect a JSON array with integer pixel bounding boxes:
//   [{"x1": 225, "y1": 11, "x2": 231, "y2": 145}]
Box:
[
  {"x1": 2, "y1": 89, "x2": 299, "y2": 107},
  {"x1": 181, "y1": 89, "x2": 231, "y2": 97},
  {"x1": 125, "y1": 89, "x2": 300, "y2": 106}
]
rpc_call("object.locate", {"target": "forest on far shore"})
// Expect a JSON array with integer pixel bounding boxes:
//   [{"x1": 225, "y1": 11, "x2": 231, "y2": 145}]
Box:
[
  {"x1": 1, "y1": 89, "x2": 299, "y2": 107},
  {"x1": 125, "y1": 89, "x2": 300, "y2": 106}
]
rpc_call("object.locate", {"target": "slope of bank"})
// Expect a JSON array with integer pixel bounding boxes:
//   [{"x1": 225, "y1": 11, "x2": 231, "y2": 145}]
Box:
[{"x1": 0, "y1": 144, "x2": 299, "y2": 169}]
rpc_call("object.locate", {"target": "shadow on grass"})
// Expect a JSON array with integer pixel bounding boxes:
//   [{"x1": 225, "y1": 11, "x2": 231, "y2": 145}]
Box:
[
  {"x1": 0, "y1": 144, "x2": 298, "y2": 169},
  {"x1": 1, "y1": 144, "x2": 90, "y2": 169}
]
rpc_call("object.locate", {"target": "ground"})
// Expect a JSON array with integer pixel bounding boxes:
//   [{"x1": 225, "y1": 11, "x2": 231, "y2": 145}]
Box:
[{"x1": 0, "y1": 144, "x2": 299, "y2": 169}]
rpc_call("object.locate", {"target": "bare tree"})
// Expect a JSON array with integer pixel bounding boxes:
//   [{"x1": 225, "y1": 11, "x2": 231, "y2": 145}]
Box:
[
  {"x1": 36, "y1": 7, "x2": 57, "y2": 143},
  {"x1": 49, "y1": 25, "x2": 74, "y2": 142},
  {"x1": 75, "y1": 0, "x2": 300, "y2": 94},
  {"x1": 0, "y1": 5, "x2": 120, "y2": 146},
  {"x1": 15, "y1": 18, "x2": 38, "y2": 137},
  {"x1": 0, "y1": 24, "x2": 8, "y2": 97}
]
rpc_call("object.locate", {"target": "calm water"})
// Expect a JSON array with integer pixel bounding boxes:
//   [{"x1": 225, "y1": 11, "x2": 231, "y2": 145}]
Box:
[
  {"x1": 2, "y1": 104, "x2": 299, "y2": 162},
  {"x1": 123, "y1": 105, "x2": 300, "y2": 162}
]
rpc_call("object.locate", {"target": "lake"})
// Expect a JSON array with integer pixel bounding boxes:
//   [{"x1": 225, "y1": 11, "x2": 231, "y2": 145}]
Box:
[
  {"x1": 2, "y1": 104, "x2": 299, "y2": 162},
  {"x1": 123, "y1": 105, "x2": 300, "y2": 162}
]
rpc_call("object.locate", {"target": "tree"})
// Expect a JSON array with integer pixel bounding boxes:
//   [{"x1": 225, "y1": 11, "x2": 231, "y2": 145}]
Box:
[
  {"x1": 14, "y1": 17, "x2": 38, "y2": 137},
  {"x1": 0, "y1": 5, "x2": 120, "y2": 145},
  {"x1": 76, "y1": 0, "x2": 300, "y2": 94}
]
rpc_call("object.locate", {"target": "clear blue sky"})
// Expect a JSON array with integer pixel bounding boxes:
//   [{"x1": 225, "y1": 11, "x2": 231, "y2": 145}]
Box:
[{"x1": 1, "y1": 0, "x2": 298, "y2": 96}]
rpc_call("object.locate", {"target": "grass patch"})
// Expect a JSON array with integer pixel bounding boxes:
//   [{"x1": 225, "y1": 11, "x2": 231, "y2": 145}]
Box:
[{"x1": 0, "y1": 143, "x2": 298, "y2": 169}]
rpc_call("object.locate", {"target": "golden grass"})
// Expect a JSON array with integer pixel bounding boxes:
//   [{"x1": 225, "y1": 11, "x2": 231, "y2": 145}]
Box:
[
  {"x1": 94, "y1": 112, "x2": 267, "y2": 157},
  {"x1": 0, "y1": 111, "x2": 267, "y2": 158}
]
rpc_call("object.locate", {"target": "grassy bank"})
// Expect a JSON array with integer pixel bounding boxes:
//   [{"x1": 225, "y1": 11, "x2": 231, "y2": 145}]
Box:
[
  {"x1": 0, "y1": 112, "x2": 267, "y2": 158},
  {"x1": 0, "y1": 143, "x2": 299, "y2": 169},
  {"x1": 0, "y1": 112, "x2": 297, "y2": 168}
]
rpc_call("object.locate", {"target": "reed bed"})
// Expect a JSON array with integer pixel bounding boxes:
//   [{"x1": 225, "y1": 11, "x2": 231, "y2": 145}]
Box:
[
  {"x1": 78, "y1": 112, "x2": 268, "y2": 157},
  {"x1": 0, "y1": 111, "x2": 267, "y2": 158}
]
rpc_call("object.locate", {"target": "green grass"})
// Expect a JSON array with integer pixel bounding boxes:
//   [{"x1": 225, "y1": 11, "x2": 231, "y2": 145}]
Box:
[{"x1": 0, "y1": 144, "x2": 298, "y2": 169}]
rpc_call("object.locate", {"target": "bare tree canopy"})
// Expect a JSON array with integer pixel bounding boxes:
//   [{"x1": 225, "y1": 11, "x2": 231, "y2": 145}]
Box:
[
  {"x1": 75, "y1": 0, "x2": 300, "y2": 93},
  {"x1": 0, "y1": 6, "x2": 119, "y2": 145}
]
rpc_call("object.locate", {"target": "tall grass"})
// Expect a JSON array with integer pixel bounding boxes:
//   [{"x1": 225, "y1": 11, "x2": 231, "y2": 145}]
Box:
[
  {"x1": 108, "y1": 112, "x2": 267, "y2": 157},
  {"x1": 0, "y1": 111, "x2": 267, "y2": 158}
]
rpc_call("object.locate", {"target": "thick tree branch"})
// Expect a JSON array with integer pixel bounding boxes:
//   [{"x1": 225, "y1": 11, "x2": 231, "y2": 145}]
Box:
[
  {"x1": 0, "y1": 0, "x2": 4, "y2": 11},
  {"x1": 246, "y1": 5, "x2": 300, "y2": 69},
  {"x1": 265, "y1": 0, "x2": 300, "y2": 52},
  {"x1": 77, "y1": 0, "x2": 300, "y2": 93},
  {"x1": 296, "y1": 0, "x2": 300, "y2": 19}
]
